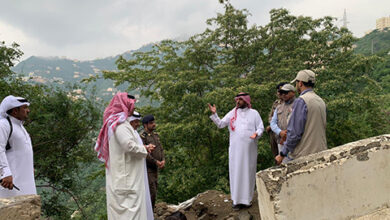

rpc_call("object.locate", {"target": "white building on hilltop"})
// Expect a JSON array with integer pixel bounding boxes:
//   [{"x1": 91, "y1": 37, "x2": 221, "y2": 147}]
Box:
[{"x1": 376, "y1": 16, "x2": 390, "y2": 30}]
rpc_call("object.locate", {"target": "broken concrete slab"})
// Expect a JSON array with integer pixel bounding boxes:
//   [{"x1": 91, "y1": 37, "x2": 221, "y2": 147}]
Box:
[{"x1": 256, "y1": 134, "x2": 390, "y2": 220}]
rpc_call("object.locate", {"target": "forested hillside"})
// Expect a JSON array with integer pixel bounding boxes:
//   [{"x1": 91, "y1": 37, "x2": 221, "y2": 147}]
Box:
[
  {"x1": 354, "y1": 28, "x2": 390, "y2": 56},
  {"x1": 354, "y1": 28, "x2": 390, "y2": 111}
]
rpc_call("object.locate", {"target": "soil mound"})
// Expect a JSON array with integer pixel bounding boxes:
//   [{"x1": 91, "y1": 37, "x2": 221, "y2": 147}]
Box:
[{"x1": 155, "y1": 190, "x2": 260, "y2": 220}]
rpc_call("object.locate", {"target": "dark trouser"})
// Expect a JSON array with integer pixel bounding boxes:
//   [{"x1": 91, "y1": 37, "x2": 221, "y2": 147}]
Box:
[
  {"x1": 268, "y1": 130, "x2": 279, "y2": 162},
  {"x1": 147, "y1": 171, "x2": 158, "y2": 209}
]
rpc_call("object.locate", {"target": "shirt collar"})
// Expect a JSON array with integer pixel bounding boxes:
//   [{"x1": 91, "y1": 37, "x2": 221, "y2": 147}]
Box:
[
  {"x1": 300, "y1": 88, "x2": 313, "y2": 96},
  {"x1": 9, "y1": 115, "x2": 24, "y2": 125},
  {"x1": 286, "y1": 97, "x2": 296, "y2": 104},
  {"x1": 237, "y1": 107, "x2": 249, "y2": 112},
  {"x1": 144, "y1": 129, "x2": 154, "y2": 135}
]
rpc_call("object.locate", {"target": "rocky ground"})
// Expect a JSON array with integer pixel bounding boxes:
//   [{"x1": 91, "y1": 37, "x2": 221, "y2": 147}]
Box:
[{"x1": 154, "y1": 190, "x2": 260, "y2": 220}]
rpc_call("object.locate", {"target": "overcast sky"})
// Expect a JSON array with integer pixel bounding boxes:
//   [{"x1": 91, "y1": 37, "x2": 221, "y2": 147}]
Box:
[{"x1": 0, "y1": 0, "x2": 389, "y2": 61}]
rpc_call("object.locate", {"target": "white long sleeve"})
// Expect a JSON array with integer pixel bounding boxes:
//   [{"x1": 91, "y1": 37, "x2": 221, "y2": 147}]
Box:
[
  {"x1": 0, "y1": 119, "x2": 12, "y2": 179},
  {"x1": 210, "y1": 110, "x2": 233, "y2": 129},
  {"x1": 114, "y1": 122, "x2": 148, "y2": 157}
]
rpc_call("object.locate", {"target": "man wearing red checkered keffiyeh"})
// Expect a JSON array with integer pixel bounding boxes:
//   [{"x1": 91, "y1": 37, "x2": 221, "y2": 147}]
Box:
[
  {"x1": 208, "y1": 92, "x2": 264, "y2": 210},
  {"x1": 95, "y1": 92, "x2": 136, "y2": 165},
  {"x1": 96, "y1": 92, "x2": 154, "y2": 219}
]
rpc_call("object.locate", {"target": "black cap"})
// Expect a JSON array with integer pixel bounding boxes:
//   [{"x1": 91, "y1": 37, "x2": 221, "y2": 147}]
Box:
[
  {"x1": 127, "y1": 94, "x2": 135, "y2": 99},
  {"x1": 142, "y1": 114, "x2": 155, "y2": 124},
  {"x1": 276, "y1": 82, "x2": 287, "y2": 90}
]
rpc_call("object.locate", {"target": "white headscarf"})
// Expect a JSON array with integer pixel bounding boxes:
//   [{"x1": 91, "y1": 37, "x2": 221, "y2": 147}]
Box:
[
  {"x1": 0, "y1": 95, "x2": 30, "y2": 119},
  {"x1": 128, "y1": 111, "x2": 141, "y2": 122}
]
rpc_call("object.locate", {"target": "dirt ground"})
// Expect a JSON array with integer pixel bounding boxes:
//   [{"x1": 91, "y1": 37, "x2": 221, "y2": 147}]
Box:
[{"x1": 155, "y1": 190, "x2": 261, "y2": 220}]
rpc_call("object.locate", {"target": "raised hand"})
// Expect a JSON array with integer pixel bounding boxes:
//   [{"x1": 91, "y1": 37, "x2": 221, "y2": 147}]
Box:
[{"x1": 208, "y1": 103, "x2": 216, "y2": 114}]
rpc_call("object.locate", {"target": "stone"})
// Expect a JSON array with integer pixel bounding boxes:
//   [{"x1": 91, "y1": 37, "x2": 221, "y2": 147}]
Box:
[
  {"x1": 235, "y1": 211, "x2": 253, "y2": 220},
  {"x1": 0, "y1": 195, "x2": 41, "y2": 220}
]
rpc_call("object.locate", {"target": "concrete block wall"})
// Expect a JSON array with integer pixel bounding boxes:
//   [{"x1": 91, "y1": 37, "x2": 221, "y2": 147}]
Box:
[{"x1": 256, "y1": 134, "x2": 390, "y2": 220}]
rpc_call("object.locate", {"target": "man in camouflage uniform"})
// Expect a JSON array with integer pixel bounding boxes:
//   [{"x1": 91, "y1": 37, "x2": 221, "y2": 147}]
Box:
[
  {"x1": 140, "y1": 114, "x2": 165, "y2": 210},
  {"x1": 266, "y1": 82, "x2": 286, "y2": 162}
]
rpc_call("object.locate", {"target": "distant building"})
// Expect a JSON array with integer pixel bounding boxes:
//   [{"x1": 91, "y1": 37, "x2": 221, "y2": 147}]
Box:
[
  {"x1": 376, "y1": 16, "x2": 390, "y2": 30},
  {"x1": 365, "y1": 29, "x2": 373, "y2": 35}
]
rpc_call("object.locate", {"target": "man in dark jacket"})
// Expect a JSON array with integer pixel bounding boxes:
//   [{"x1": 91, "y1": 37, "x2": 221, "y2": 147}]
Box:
[{"x1": 141, "y1": 114, "x2": 165, "y2": 210}]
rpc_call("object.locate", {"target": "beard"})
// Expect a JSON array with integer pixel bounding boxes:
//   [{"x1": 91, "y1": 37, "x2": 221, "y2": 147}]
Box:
[{"x1": 237, "y1": 103, "x2": 248, "y2": 109}]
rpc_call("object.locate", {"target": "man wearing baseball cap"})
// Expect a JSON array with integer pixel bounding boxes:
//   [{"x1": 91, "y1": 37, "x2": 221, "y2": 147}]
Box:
[
  {"x1": 266, "y1": 82, "x2": 287, "y2": 163},
  {"x1": 270, "y1": 84, "x2": 296, "y2": 157},
  {"x1": 275, "y1": 70, "x2": 327, "y2": 164},
  {"x1": 0, "y1": 95, "x2": 37, "y2": 197}
]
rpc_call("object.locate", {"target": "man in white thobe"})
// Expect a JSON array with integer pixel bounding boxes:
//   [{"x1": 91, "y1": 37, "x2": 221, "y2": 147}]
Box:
[
  {"x1": 0, "y1": 95, "x2": 37, "y2": 197},
  {"x1": 95, "y1": 93, "x2": 154, "y2": 220},
  {"x1": 129, "y1": 111, "x2": 154, "y2": 220},
  {"x1": 208, "y1": 92, "x2": 264, "y2": 210}
]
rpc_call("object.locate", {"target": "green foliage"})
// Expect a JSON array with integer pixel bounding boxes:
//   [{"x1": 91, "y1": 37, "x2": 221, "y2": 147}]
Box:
[
  {"x1": 0, "y1": 41, "x2": 23, "y2": 78},
  {"x1": 98, "y1": 3, "x2": 390, "y2": 204},
  {"x1": 354, "y1": 28, "x2": 390, "y2": 56}
]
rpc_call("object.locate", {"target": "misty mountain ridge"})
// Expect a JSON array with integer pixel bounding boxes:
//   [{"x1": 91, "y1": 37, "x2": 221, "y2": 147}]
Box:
[{"x1": 12, "y1": 43, "x2": 155, "y2": 103}]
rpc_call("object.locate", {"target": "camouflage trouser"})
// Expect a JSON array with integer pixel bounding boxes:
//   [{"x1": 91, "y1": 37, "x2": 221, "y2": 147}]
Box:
[
  {"x1": 268, "y1": 130, "x2": 279, "y2": 161},
  {"x1": 147, "y1": 171, "x2": 158, "y2": 209}
]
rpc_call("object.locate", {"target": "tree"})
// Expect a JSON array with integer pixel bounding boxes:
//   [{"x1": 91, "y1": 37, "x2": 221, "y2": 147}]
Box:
[
  {"x1": 98, "y1": 3, "x2": 389, "y2": 204},
  {"x1": 0, "y1": 41, "x2": 23, "y2": 78}
]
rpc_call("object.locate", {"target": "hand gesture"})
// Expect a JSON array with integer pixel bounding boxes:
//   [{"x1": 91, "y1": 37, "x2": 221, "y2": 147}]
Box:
[
  {"x1": 145, "y1": 144, "x2": 155, "y2": 153},
  {"x1": 208, "y1": 103, "x2": 216, "y2": 114}
]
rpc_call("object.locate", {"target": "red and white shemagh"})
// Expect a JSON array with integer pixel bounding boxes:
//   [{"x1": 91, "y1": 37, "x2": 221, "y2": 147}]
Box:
[
  {"x1": 230, "y1": 93, "x2": 252, "y2": 131},
  {"x1": 95, "y1": 92, "x2": 135, "y2": 166}
]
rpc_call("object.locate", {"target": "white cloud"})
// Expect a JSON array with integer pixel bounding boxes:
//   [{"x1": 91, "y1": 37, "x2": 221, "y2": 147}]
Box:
[{"x1": 0, "y1": 0, "x2": 388, "y2": 60}]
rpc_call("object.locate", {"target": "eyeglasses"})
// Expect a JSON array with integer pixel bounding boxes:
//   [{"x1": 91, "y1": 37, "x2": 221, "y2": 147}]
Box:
[{"x1": 278, "y1": 90, "x2": 289, "y2": 95}]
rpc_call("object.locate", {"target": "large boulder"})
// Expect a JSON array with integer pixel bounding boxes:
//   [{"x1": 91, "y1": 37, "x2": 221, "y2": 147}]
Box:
[{"x1": 0, "y1": 195, "x2": 41, "y2": 220}]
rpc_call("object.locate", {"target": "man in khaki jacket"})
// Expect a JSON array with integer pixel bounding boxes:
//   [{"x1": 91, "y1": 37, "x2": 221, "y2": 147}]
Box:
[
  {"x1": 266, "y1": 82, "x2": 286, "y2": 162},
  {"x1": 270, "y1": 84, "x2": 296, "y2": 154},
  {"x1": 275, "y1": 70, "x2": 327, "y2": 164}
]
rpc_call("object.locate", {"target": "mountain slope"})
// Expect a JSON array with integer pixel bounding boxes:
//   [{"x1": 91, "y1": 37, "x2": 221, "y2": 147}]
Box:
[{"x1": 354, "y1": 28, "x2": 390, "y2": 56}]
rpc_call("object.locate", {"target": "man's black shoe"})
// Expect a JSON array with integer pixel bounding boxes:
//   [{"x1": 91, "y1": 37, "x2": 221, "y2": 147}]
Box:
[
  {"x1": 241, "y1": 203, "x2": 252, "y2": 209},
  {"x1": 232, "y1": 204, "x2": 240, "y2": 211}
]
